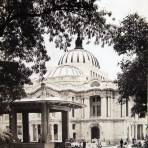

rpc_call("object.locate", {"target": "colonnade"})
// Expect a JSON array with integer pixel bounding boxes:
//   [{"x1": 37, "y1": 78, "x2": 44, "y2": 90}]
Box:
[{"x1": 9, "y1": 103, "x2": 69, "y2": 144}]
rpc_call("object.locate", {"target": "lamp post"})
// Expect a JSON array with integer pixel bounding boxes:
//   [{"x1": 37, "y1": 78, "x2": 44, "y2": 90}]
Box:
[
  {"x1": 146, "y1": 74, "x2": 148, "y2": 141},
  {"x1": 0, "y1": 66, "x2": 3, "y2": 115}
]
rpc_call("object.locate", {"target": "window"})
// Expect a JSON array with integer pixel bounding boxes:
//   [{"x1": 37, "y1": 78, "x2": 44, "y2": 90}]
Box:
[
  {"x1": 72, "y1": 97, "x2": 74, "y2": 101},
  {"x1": 72, "y1": 124, "x2": 76, "y2": 130},
  {"x1": 90, "y1": 96, "x2": 101, "y2": 117},
  {"x1": 83, "y1": 55, "x2": 85, "y2": 63},
  {"x1": 65, "y1": 54, "x2": 69, "y2": 63},
  {"x1": 93, "y1": 72, "x2": 95, "y2": 77},
  {"x1": 71, "y1": 55, "x2": 73, "y2": 62},
  {"x1": 77, "y1": 54, "x2": 79, "y2": 62},
  {"x1": 82, "y1": 98, "x2": 84, "y2": 104},
  {"x1": 87, "y1": 53, "x2": 90, "y2": 61}
]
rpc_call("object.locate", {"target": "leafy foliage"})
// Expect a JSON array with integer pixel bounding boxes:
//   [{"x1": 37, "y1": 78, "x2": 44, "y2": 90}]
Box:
[
  {"x1": 0, "y1": 61, "x2": 32, "y2": 103},
  {"x1": 0, "y1": 0, "x2": 113, "y2": 105},
  {"x1": 113, "y1": 13, "x2": 148, "y2": 117},
  {"x1": 0, "y1": 130, "x2": 18, "y2": 143}
]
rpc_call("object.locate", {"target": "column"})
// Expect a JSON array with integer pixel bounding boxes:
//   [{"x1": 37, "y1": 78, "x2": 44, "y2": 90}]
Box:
[
  {"x1": 135, "y1": 125, "x2": 137, "y2": 139},
  {"x1": 22, "y1": 112, "x2": 29, "y2": 142},
  {"x1": 62, "y1": 111, "x2": 69, "y2": 142},
  {"x1": 101, "y1": 97, "x2": 106, "y2": 118},
  {"x1": 143, "y1": 124, "x2": 146, "y2": 138},
  {"x1": 110, "y1": 97, "x2": 112, "y2": 117},
  {"x1": 49, "y1": 124, "x2": 54, "y2": 141},
  {"x1": 9, "y1": 108, "x2": 17, "y2": 139},
  {"x1": 41, "y1": 103, "x2": 49, "y2": 143},
  {"x1": 58, "y1": 123, "x2": 62, "y2": 141}
]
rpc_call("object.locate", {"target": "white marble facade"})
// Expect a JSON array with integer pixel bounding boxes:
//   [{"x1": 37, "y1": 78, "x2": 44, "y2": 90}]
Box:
[{"x1": 0, "y1": 47, "x2": 147, "y2": 144}]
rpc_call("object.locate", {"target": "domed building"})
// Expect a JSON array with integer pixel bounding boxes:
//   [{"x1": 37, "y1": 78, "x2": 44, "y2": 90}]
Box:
[{"x1": 0, "y1": 38, "x2": 147, "y2": 145}]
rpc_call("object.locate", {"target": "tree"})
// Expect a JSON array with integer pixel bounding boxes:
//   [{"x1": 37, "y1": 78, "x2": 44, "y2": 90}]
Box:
[
  {"x1": 113, "y1": 13, "x2": 148, "y2": 117},
  {"x1": 0, "y1": 0, "x2": 113, "y2": 105}
]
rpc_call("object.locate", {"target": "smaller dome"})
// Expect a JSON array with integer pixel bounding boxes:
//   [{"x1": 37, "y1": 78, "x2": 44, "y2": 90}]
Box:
[{"x1": 48, "y1": 65, "x2": 83, "y2": 77}]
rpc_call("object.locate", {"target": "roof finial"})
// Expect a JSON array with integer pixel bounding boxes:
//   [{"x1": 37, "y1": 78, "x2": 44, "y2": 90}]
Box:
[{"x1": 75, "y1": 32, "x2": 83, "y2": 49}]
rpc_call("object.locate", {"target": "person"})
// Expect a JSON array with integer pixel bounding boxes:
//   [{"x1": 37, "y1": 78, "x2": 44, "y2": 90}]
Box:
[
  {"x1": 96, "y1": 139, "x2": 102, "y2": 148},
  {"x1": 138, "y1": 141, "x2": 142, "y2": 148},
  {"x1": 83, "y1": 140, "x2": 86, "y2": 148},
  {"x1": 120, "y1": 138, "x2": 123, "y2": 148}
]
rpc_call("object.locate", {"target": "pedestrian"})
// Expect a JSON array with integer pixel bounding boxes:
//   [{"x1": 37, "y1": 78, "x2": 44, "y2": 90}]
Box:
[
  {"x1": 120, "y1": 138, "x2": 123, "y2": 148},
  {"x1": 83, "y1": 140, "x2": 86, "y2": 148}
]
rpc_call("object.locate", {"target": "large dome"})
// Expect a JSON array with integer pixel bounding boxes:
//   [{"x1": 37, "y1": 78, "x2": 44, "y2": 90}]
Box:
[
  {"x1": 48, "y1": 65, "x2": 83, "y2": 77},
  {"x1": 58, "y1": 49, "x2": 100, "y2": 69}
]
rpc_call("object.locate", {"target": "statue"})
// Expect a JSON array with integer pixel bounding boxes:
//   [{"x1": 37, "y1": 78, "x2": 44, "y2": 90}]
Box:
[{"x1": 75, "y1": 33, "x2": 83, "y2": 49}]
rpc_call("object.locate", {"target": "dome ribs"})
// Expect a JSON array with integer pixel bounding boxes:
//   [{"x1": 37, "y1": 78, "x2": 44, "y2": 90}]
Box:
[{"x1": 57, "y1": 49, "x2": 100, "y2": 69}]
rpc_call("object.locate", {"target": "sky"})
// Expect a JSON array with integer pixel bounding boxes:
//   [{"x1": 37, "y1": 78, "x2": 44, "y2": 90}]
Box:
[{"x1": 44, "y1": 0, "x2": 148, "y2": 80}]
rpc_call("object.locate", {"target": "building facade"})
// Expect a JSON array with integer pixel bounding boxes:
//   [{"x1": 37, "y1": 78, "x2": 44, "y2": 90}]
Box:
[{"x1": 0, "y1": 46, "x2": 147, "y2": 144}]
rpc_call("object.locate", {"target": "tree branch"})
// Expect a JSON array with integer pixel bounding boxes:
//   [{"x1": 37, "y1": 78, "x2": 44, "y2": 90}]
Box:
[{"x1": 0, "y1": 9, "x2": 14, "y2": 37}]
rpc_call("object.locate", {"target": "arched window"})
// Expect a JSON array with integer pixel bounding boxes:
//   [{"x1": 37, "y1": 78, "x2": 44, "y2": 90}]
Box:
[
  {"x1": 77, "y1": 54, "x2": 79, "y2": 63},
  {"x1": 90, "y1": 96, "x2": 101, "y2": 117},
  {"x1": 71, "y1": 53, "x2": 74, "y2": 63},
  {"x1": 65, "y1": 54, "x2": 68, "y2": 63},
  {"x1": 93, "y1": 72, "x2": 95, "y2": 77},
  {"x1": 83, "y1": 55, "x2": 85, "y2": 63}
]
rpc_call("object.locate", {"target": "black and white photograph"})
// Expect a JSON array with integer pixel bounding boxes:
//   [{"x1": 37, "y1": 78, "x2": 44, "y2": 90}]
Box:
[{"x1": 0, "y1": 0, "x2": 147, "y2": 148}]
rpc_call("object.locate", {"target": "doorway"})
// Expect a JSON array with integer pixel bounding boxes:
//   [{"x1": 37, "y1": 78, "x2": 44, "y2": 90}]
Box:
[{"x1": 91, "y1": 126, "x2": 100, "y2": 139}]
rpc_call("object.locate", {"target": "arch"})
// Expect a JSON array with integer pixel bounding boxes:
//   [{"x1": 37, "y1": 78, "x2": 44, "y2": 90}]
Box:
[{"x1": 91, "y1": 126, "x2": 100, "y2": 139}]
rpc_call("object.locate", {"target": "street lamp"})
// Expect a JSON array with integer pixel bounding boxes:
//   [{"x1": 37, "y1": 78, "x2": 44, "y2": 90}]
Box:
[{"x1": 146, "y1": 74, "x2": 148, "y2": 141}]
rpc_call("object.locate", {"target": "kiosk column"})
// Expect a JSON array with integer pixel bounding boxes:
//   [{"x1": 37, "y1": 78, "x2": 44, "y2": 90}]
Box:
[
  {"x1": 22, "y1": 112, "x2": 29, "y2": 142},
  {"x1": 9, "y1": 108, "x2": 17, "y2": 139},
  {"x1": 41, "y1": 103, "x2": 49, "y2": 143},
  {"x1": 62, "y1": 111, "x2": 69, "y2": 142}
]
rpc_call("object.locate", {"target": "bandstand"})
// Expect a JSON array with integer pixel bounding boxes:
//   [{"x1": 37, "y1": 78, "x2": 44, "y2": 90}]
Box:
[{"x1": 0, "y1": 83, "x2": 84, "y2": 148}]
